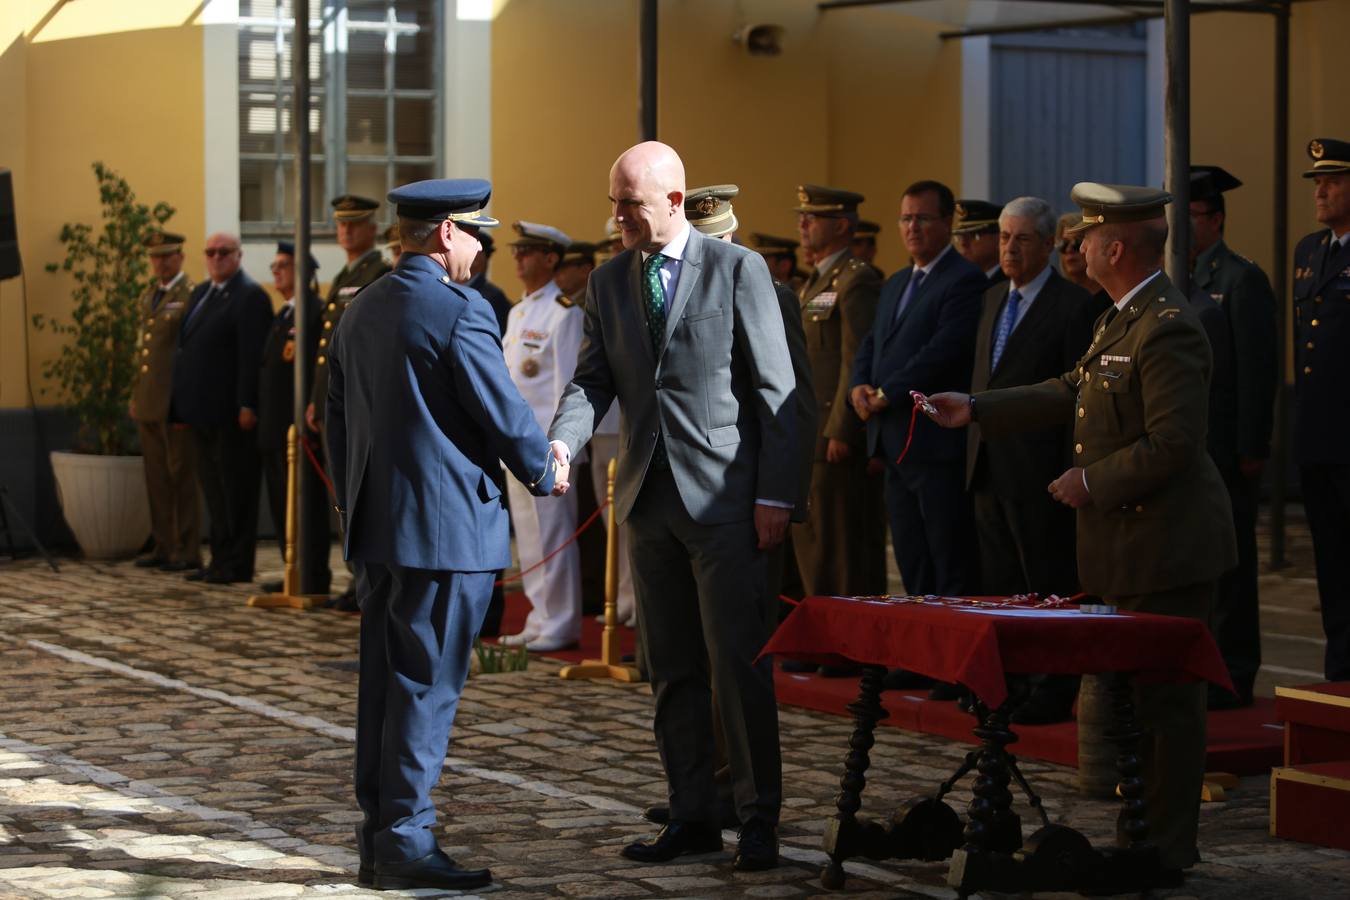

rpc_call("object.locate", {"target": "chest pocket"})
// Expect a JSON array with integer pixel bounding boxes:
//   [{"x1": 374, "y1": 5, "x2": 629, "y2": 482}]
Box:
[{"x1": 1092, "y1": 362, "x2": 1135, "y2": 395}]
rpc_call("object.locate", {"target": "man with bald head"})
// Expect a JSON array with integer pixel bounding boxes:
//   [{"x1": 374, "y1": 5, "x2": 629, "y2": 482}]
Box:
[
  {"x1": 549, "y1": 142, "x2": 798, "y2": 871},
  {"x1": 171, "y1": 232, "x2": 274, "y2": 583}
]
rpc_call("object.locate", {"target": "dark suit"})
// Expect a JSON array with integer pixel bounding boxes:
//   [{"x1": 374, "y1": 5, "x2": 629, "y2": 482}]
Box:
[
  {"x1": 1192, "y1": 240, "x2": 1276, "y2": 697},
  {"x1": 1293, "y1": 229, "x2": 1350, "y2": 680},
  {"x1": 550, "y1": 226, "x2": 797, "y2": 829},
  {"x1": 768, "y1": 281, "x2": 817, "y2": 604},
  {"x1": 257, "y1": 297, "x2": 331, "y2": 593},
  {"x1": 852, "y1": 245, "x2": 986, "y2": 594},
  {"x1": 968, "y1": 269, "x2": 1102, "y2": 595},
  {"x1": 170, "y1": 269, "x2": 273, "y2": 578},
  {"x1": 326, "y1": 252, "x2": 554, "y2": 866}
]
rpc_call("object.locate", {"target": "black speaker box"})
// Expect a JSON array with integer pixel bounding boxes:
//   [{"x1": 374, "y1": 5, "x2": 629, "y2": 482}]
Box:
[{"x1": 0, "y1": 168, "x2": 19, "y2": 280}]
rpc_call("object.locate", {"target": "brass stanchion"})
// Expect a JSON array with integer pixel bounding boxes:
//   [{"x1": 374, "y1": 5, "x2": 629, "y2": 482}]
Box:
[
  {"x1": 560, "y1": 458, "x2": 639, "y2": 681},
  {"x1": 248, "y1": 425, "x2": 322, "y2": 609}
]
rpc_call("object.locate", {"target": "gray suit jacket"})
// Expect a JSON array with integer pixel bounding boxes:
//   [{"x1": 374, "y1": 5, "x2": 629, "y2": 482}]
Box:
[{"x1": 550, "y1": 227, "x2": 798, "y2": 525}]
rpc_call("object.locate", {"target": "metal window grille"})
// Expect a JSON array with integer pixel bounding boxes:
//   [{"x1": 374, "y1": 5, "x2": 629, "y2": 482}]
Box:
[{"x1": 238, "y1": 0, "x2": 442, "y2": 236}]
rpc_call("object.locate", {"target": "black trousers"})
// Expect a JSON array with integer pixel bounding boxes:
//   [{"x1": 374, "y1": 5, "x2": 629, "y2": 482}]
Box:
[
  {"x1": 1210, "y1": 469, "x2": 1261, "y2": 696},
  {"x1": 884, "y1": 459, "x2": 975, "y2": 595},
  {"x1": 262, "y1": 444, "x2": 333, "y2": 595},
  {"x1": 1301, "y1": 463, "x2": 1350, "y2": 681},
  {"x1": 192, "y1": 422, "x2": 261, "y2": 579}
]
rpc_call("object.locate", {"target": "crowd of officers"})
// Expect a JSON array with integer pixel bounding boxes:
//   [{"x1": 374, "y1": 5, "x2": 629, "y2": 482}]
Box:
[{"x1": 127, "y1": 138, "x2": 1349, "y2": 702}]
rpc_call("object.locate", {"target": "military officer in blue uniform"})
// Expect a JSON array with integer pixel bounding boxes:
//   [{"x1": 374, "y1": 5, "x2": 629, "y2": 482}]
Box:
[
  {"x1": 953, "y1": 199, "x2": 1006, "y2": 287},
  {"x1": 326, "y1": 178, "x2": 560, "y2": 892},
  {"x1": 1293, "y1": 137, "x2": 1350, "y2": 682}
]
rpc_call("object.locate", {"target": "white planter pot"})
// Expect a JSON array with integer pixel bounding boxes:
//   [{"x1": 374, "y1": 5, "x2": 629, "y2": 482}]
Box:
[{"x1": 49, "y1": 451, "x2": 152, "y2": 560}]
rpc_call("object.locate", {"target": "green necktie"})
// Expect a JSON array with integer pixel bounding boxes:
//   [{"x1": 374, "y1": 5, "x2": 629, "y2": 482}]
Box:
[
  {"x1": 643, "y1": 252, "x2": 670, "y2": 469},
  {"x1": 643, "y1": 252, "x2": 668, "y2": 354}
]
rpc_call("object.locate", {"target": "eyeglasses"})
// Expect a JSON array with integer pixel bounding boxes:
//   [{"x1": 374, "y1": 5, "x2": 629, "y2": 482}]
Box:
[
  {"x1": 268, "y1": 262, "x2": 292, "y2": 273},
  {"x1": 1056, "y1": 239, "x2": 1082, "y2": 253},
  {"x1": 899, "y1": 214, "x2": 941, "y2": 227},
  {"x1": 204, "y1": 247, "x2": 238, "y2": 258}
]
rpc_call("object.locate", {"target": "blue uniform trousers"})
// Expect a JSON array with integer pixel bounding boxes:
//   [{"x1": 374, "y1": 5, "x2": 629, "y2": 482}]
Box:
[{"x1": 354, "y1": 562, "x2": 494, "y2": 864}]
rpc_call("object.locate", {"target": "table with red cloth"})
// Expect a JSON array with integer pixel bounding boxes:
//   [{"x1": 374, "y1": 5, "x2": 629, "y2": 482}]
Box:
[{"x1": 761, "y1": 594, "x2": 1233, "y2": 896}]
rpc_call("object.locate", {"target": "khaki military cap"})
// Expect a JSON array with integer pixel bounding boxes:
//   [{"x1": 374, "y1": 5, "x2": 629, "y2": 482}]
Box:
[
  {"x1": 952, "y1": 199, "x2": 1002, "y2": 235},
  {"x1": 1064, "y1": 183, "x2": 1172, "y2": 237},
  {"x1": 854, "y1": 219, "x2": 881, "y2": 240},
  {"x1": 144, "y1": 231, "x2": 185, "y2": 256},
  {"x1": 331, "y1": 194, "x2": 380, "y2": 222},
  {"x1": 510, "y1": 221, "x2": 571, "y2": 253},
  {"x1": 1303, "y1": 138, "x2": 1350, "y2": 178},
  {"x1": 382, "y1": 223, "x2": 400, "y2": 248},
  {"x1": 793, "y1": 184, "x2": 864, "y2": 216},
  {"x1": 561, "y1": 240, "x2": 599, "y2": 265},
  {"x1": 685, "y1": 185, "x2": 739, "y2": 237},
  {"x1": 750, "y1": 232, "x2": 799, "y2": 260}
]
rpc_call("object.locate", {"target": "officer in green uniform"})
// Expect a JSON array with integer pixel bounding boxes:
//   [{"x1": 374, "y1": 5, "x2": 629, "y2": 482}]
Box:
[
  {"x1": 751, "y1": 232, "x2": 806, "y2": 294},
  {"x1": 851, "y1": 219, "x2": 884, "y2": 280},
  {"x1": 792, "y1": 185, "x2": 887, "y2": 602},
  {"x1": 1292, "y1": 137, "x2": 1350, "y2": 682},
  {"x1": 953, "y1": 199, "x2": 1005, "y2": 287},
  {"x1": 130, "y1": 231, "x2": 201, "y2": 572},
  {"x1": 1188, "y1": 165, "x2": 1278, "y2": 708},
  {"x1": 305, "y1": 195, "x2": 392, "y2": 434},
  {"x1": 556, "y1": 240, "x2": 598, "y2": 305},
  {"x1": 925, "y1": 183, "x2": 1237, "y2": 880},
  {"x1": 307, "y1": 194, "x2": 391, "y2": 609}
]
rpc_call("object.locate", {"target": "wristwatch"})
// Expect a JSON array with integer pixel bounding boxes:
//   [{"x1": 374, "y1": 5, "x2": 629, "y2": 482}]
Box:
[{"x1": 968, "y1": 395, "x2": 978, "y2": 422}]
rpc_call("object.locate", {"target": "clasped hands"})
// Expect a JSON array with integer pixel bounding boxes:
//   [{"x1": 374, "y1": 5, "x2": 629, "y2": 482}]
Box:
[
  {"x1": 848, "y1": 384, "x2": 890, "y2": 422},
  {"x1": 546, "y1": 440, "x2": 789, "y2": 549},
  {"x1": 918, "y1": 391, "x2": 1093, "y2": 510}
]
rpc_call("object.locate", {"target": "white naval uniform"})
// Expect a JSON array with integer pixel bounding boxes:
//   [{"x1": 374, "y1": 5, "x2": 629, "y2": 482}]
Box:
[{"x1": 503, "y1": 281, "x2": 584, "y2": 645}]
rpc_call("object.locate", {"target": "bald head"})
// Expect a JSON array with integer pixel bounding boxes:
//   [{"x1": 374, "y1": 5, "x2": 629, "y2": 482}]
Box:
[
  {"x1": 608, "y1": 141, "x2": 687, "y2": 251},
  {"x1": 203, "y1": 231, "x2": 242, "y2": 282}
]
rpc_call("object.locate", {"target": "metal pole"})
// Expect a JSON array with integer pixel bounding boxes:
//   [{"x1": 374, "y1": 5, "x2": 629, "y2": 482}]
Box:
[
  {"x1": 639, "y1": 0, "x2": 658, "y2": 141},
  {"x1": 1164, "y1": 0, "x2": 1190, "y2": 293},
  {"x1": 1268, "y1": 0, "x2": 1291, "y2": 568},
  {"x1": 293, "y1": 0, "x2": 315, "y2": 593}
]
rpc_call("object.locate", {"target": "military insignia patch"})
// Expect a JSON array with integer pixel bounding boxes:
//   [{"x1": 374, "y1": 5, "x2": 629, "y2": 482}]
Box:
[
  {"x1": 797, "y1": 188, "x2": 810, "y2": 204},
  {"x1": 1311, "y1": 140, "x2": 1325, "y2": 159}
]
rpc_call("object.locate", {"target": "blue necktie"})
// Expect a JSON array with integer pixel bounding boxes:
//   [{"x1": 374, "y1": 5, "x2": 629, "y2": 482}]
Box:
[
  {"x1": 894, "y1": 267, "x2": 927, "y2": 326},
  {"x1": 643, "y1": 253, "x2": 670, "y2": 469},
  {"x1": 991, "y1": 288, "x2": 1022, "y2": 371}
]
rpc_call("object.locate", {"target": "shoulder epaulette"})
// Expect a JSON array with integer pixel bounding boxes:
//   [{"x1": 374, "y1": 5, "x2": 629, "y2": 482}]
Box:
[{"x1": 555, "y1": 293, "x2": 574, "y2": 308}]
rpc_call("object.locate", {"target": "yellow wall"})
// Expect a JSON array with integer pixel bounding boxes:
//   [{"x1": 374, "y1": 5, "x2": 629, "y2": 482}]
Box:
[
  {"x1": 487, "y1": 0, "x2": 961, "y2": 299},
  {"x1": 1, "y1": 1, "x2": 204, "y2": 410}
]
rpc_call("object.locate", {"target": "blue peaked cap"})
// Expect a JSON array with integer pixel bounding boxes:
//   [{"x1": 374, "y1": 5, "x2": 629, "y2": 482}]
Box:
[{"x1": 388, "y1": 178, "x2": 499, "y2": 227}]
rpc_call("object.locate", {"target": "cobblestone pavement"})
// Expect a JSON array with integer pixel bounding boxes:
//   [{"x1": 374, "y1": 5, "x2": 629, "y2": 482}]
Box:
[{"x1": 0, "y1": 545, "x2": 1346, "y2": 899}]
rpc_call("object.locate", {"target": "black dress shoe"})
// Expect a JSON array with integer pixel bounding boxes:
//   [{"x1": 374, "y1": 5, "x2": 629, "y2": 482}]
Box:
[
  {"x1": 357, "y1": 865, "x2": 373, "y2": 886},
  {"x1": 734, "y1": 819, "x2": 778, "y2": 871},
  {"x1": 159, "y1": 560, "x2": 195, "y2": 572},
  {"x1": 322, "y1": 588, "x2": 360, "y2": 611},
  {"x1": 259, "y1": 579, "x2": 283, "y2": 594},
  {"x1": 928, "y1": 681, "x2": 964, "y2": 701},
  {"x1": 620, "y1": 822, "x2": 722, "y2": 862},
  {"x1": 185, "y1": 568, "x2": 211, "y2": 582},
  {"x1": 135, "y1": 555, "x2": 167, "y2": 568},
  {"x1": 204, "y1": 570, "x2": 245, "y2": 585},
  {"x1": 643, "y1": 804, "x2": 739, "y2": 830},
  {"x1": 373, "y1": 848, "x2": 490, "y2": 891}
]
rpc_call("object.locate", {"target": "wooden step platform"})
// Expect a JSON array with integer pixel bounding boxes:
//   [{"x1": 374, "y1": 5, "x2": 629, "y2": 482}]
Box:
[
  {"x1": 1275, "y1": 681, "x2": 1350, "y2": 765},
  {"x1": 1271, "y1": 681, "x2": 1350, "y2": 851}
]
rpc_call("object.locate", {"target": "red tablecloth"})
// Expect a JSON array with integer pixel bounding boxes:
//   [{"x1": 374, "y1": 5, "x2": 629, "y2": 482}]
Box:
[{"x1": 761, "y1": 595, "x2": 1234, "y2": 708}]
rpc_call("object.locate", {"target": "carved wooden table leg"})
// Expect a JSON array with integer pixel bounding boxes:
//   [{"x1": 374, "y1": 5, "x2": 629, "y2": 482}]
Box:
[
  {"x1": 947, "y1": 695, "x2": 1025, "y2": 896},
  {"x1": 820, "y1": 664, "x2": 887, "y2": 889}
]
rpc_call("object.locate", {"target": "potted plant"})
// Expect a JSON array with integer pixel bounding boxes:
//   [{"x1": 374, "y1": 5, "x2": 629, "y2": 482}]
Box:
[{"x1": 32, "y1": 162, "x2": 175, "y2": 558}]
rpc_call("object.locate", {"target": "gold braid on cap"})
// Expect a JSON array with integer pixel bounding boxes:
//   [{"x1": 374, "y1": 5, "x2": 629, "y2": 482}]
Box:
[{"x1": 692, "y1": 206, "x2": 735, "y2": 228}]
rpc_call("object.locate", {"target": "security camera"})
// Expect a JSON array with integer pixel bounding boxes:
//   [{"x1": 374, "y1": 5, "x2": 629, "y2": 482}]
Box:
[{"x1": 733, "y1": 23, "x2": 784, "y2": 57}]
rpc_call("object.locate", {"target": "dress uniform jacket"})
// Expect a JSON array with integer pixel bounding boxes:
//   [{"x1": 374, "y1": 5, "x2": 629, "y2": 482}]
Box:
[
  {"x1": 258, "y1": 297, "x2": 322, "y2": 450},
  {"x1": 793, "y1": 249, "x2": 885, "y2": 595},
  {"x1": 467, "y1": 271, "x2": 511, "y2": 337},
  {"x1": 1292, "y1": 230, "x2": 1350, "y2": 465},
  {"x1": 1193, "y1": 240, "x2": 1277, "y2": 471},
  {"x1": 975, "y1": 272, "x2": 1238, "y2": 598},
  {"x1": 326, "y1": 252, "x2": 556, "y2": 571},
  {"x1": 131, "y1": 272, "x2": 194, "y2": 422},
  {"x1": 310, "y1": 249, "x2": 390, "y2": 426}
]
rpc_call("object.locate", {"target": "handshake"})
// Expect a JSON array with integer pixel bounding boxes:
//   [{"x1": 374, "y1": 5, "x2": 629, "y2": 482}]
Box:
[{"x1": 549, "y1": 440, "x2": 572, "y2": 497}]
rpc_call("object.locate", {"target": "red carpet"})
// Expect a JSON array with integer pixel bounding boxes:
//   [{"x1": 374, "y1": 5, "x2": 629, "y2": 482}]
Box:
[{"x1": 495, "y1": 593, "x2": 1282, "y2": 775}]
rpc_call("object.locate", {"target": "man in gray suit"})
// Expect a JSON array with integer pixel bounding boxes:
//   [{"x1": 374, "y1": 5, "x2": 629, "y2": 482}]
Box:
[{"x1": 549, "y1": 142, "x2": 798, "y2": 872}]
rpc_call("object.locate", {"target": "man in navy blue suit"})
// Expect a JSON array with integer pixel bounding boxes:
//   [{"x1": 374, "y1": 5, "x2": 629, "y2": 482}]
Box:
[
  {"x1": 170, "y1": 232, "x2": 274, "y2": 584},
  {"x1": 850, "y1": 180, "x2": 986, "y2": 598},
  {"x1": 326, "y1": 179, "x2": 559, "y2": 892}
]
